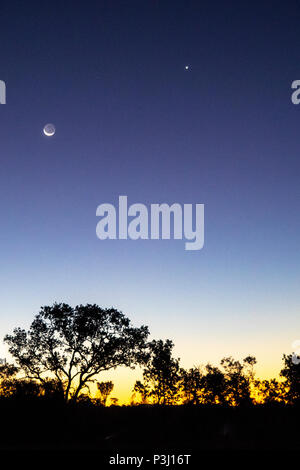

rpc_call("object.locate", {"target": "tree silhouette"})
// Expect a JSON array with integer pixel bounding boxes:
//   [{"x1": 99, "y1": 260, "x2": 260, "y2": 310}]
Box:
[
  {"x1": 220, "y1": 356, "x2": 256, "y2": 406},
  {"x1": 4, "y1": 303, "x2": 149, "y2": 401},
  {"x1": 0, "y1": 363, "x2": 19, "y2": 398},
  {"x1": 280, "y1": 354, "x2": 300, "y2": 404},
  {"x1": 134, "y1": 339, "x2": 180, "y2": 405},
  {"x1": 1, "y1": 378, "x2": 42, "y2": 399},
  {"x1": 202, "y1": 364, "x2": 227, "y2": 405},
  {"x1": 1, "y1": 308, "x2": 296, "y2": 408},
  {"x1": 180, "y1": 356, "x2": 257, "y2": 405},
  {"x1": 0, "y1": 363, "x2": 65, "y2": 399},
  {"x1": 97, "y1": 380, "x2": 114, "y2": 406},
  {"x1": 254, "y1": 378, "x2": 285, "y2": 404},
  {"x1": 0, "y1": 363, "x2": 18, "y2": 381},
  {"x1": 180, "y1": 366, "x2": 204, "y2": 405}
]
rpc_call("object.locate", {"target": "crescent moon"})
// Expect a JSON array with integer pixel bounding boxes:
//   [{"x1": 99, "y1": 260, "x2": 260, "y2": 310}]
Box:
[{"x1": 43, "y1": 124, "x2": 56, "y2": 137}]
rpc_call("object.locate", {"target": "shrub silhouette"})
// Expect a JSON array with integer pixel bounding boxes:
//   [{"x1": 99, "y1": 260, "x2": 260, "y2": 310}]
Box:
[{"x1": 97, "y1": 380, "x2": 114, "y2": 406}]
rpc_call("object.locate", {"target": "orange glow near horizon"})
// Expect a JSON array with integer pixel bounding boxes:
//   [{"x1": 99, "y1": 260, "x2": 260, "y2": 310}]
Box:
[{"x1": 90, "y1": 348, "x2": 289, "y2": 405}]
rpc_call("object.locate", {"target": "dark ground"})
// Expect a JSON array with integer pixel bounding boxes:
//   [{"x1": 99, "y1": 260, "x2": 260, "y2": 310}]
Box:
[{"x1": 0, "y1": 399, "x2": 299, "y2": 453}]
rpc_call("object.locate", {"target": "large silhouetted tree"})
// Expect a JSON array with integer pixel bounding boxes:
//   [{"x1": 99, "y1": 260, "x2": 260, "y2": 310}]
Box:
[{"x1": 4, "y1": 303, "x2": 149, "y2": 401}]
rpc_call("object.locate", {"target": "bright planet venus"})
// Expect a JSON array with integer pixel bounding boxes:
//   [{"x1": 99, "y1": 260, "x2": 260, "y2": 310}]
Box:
[{"x1": 43, "y1": 123, "x2": 55, "y2": 136}]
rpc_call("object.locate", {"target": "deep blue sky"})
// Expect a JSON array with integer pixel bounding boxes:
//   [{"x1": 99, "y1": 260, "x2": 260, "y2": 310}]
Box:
[{"x1": 0, "y1": 1, "x2": 300, "y2": 389}]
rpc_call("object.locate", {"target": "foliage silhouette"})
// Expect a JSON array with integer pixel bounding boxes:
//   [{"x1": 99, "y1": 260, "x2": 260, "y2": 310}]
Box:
[
  {"x1": 280, "y1": 354, "x2": 300, "y2": 404},
  {"x1": 97, "y1": 380, "x2": 114, "y2": 406},
  {"x1": 180, "y1": 366, "x2": 204, "y2": 405},
  {"x1": 134, "y1": 339, "x2": 181, "y2": 405},
  {"x1": 254, "y1": 378, "x2": 286, "y2": 404},
  {"x1": 4, "y1": 303, "x2": 149, "y2": 401},
  {"x1": 1, "y1": 304, "x2": 299, "y2": 408},
  {"x1": 219, "y1": 356, "x2": 256, "y2": 406},
  {"x1": 201, "y1": 364, "x2": 228, "y2": 405},
  {"x1": 0, "y1": 304, "x2": 299, "y2": 452}
]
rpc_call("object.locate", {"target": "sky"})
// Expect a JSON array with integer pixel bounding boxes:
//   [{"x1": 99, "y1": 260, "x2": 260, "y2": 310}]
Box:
[{"x1": 0, "y1": 0, "x2": 300, "y2": 402}]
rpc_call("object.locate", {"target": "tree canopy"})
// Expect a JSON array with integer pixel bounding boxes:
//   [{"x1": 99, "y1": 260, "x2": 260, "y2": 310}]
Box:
[
  {"x1": 134, "y1": 339, "x2": 180, "y2": 405},
  {"x1": 1, "y1": 303, "x2": 299, "y2": 406},
  {"x1": 4, "y1": 303, "x2": 149, "y2": 401}
]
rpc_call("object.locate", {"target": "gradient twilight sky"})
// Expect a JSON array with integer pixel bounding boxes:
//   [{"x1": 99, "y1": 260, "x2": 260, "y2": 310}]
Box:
[{"x1": 1, "y1": 1, "x2": 300, "y2": 402}]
